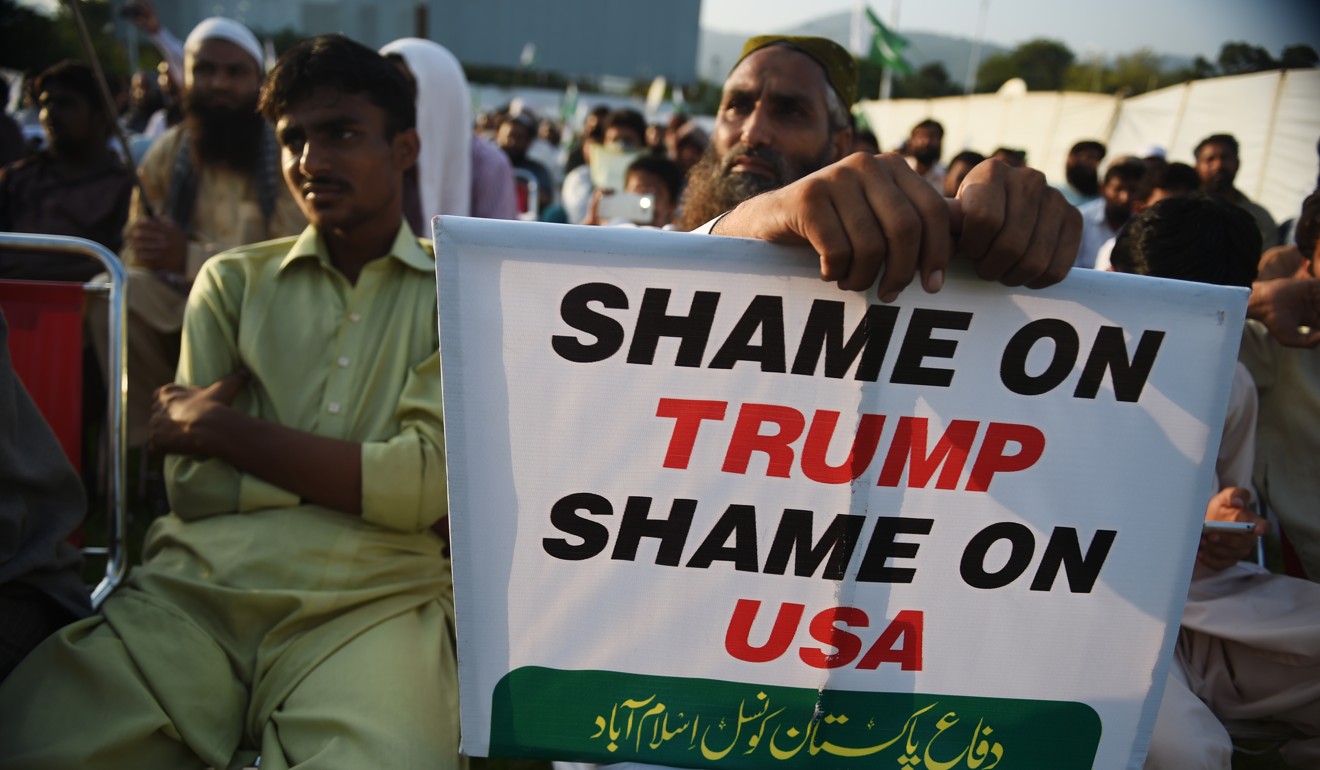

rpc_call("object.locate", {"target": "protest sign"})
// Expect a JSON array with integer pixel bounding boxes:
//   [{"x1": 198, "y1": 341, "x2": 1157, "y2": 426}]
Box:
[{"x1": 434, "y1": 217, "x2": 1248, "y2": 769}]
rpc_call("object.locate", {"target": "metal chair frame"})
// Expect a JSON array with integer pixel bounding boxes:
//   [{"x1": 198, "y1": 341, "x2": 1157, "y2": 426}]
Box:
[{"x1": 0, "y1": 232, "x2": 127, "y2": 607}]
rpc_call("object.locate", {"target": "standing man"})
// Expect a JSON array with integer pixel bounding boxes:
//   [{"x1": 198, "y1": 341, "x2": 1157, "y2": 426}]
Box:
[
  {"x1": 1054, "y1": 139, "x2": 1106, "y2": 206},
  {"x1": 1195, "y1": 133, "x2": 1278, "y2": 250},
  {"x1": 497, "y1": 112, "x2": 555, "y2": 215},
  {"x1": 0, "y1": 34, "x2": 458, "y2": 769},
  {"x1": 902, "y1": 118, "x2": 946, "y2": 190},
  {"x1": 1075, "y1": 157, "x2": 1145, "y2": 269},
  {"x1": 96, "y1": 17, "x2": 305, "y2": 449}
]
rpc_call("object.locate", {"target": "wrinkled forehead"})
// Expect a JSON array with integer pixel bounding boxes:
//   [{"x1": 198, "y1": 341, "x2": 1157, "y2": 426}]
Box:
[{"x1": 722, "y1": 46, "x2": 832, "y2": 106}]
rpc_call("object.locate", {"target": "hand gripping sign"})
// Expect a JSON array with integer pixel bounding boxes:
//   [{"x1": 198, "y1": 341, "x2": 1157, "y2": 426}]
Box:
[{"x1": 434, "y1": 217, "x2": 1246, "y2": 770}]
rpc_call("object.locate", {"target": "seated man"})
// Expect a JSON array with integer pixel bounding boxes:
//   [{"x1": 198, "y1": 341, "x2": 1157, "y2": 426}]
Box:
[
  {"x1": 1239, "y1": 190, "x2": 1320, "y2": 580},
  {"x1": 0, "y1": 60, "x2": 133, "y2": 281},
  {"x1": 95, "y1": 16, "x2": 305, "y2": 449},
  {"x1": 1110, "y1": 194, "x2": 1320, "y2": 769},
  {"x1": 0, "y1": 35, "x2": 458, "y2": 769},
  {"x1": 0, "y1": 308, "x2": 91, "y2": 683}
]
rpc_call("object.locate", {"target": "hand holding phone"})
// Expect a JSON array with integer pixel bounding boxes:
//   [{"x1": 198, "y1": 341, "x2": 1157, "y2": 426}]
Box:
[{"x1": 597, "y1": 191, "x2": 656, "y2": 225}]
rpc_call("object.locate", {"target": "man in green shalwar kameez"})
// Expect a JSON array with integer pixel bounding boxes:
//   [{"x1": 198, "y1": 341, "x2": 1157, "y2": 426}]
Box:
[{"x1": 0, "y1": 35, "x2": 462, "y2": 770}]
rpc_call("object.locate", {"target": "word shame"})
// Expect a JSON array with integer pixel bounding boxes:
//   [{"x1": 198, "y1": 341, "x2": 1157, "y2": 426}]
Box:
[
  {"x1": 551, "y1": 282, "x2": 1167, "y2": 402},
  {"x1": 543, "y1": 494, "x2": 1117, "y2": 593}
]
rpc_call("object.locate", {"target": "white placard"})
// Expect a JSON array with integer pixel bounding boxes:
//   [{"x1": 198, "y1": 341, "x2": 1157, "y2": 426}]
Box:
[{"x1": 435, "y1": 216, "x2": 1247, "y2": 770}]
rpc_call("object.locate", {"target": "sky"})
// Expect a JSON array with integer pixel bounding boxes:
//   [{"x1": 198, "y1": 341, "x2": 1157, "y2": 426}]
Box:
[
  {"x1": 701, "y1": 0, "x2": 1320, "y2": 61},
  {"x1": 18, "y1": 0, "x2": 1319, "y2": 62}
]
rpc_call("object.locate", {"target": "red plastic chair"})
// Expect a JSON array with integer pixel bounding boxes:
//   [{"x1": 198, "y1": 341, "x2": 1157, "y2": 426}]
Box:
[
  {"x1": 0, "y1": 233, "x2": 127, "y2": 607},
  {"x1": 0, "y1": 280, "x2": 86, "y2": 470}
]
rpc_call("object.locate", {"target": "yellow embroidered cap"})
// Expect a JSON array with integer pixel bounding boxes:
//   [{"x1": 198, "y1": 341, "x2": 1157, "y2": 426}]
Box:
[{"x1": 734, "y1": 35, "x2": 858, "y2": 107}]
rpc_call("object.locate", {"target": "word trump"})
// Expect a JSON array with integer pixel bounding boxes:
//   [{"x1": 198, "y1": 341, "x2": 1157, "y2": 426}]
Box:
[{"x1": 657, "y1": 398, "x2": 1044, "y2": 491}]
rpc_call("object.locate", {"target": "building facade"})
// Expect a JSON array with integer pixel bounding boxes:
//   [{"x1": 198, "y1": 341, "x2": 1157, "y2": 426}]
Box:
[{"x1": 147, "y1": 0, "x2": 701, "y2": 83}]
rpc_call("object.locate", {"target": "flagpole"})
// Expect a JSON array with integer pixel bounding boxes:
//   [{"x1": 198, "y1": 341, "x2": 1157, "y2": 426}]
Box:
[
  {"x1": 880, "y1": 0, "x2": 901, "y2": 100},
  {"x1": 850, "y1": 0, "x2": 866, "y2": 58},
  {"x1": 963, "y1": 0, "x2": 989, "y2": 95}
]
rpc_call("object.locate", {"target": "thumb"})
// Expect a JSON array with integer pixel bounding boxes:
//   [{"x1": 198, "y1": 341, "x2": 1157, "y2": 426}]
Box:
[{"x1": 202, "y1": 369, "x2": 249, "y2": 404}]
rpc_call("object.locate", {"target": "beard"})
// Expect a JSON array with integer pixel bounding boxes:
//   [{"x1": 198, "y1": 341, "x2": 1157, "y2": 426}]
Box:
[
  {"x1": 676, "y1": 141, "x2": 835, "y2": 231},
  {"x1": 185, "y1": 89, "x2": 264, "y2": 171},
  {"x1": 1065, "y1": 164, "x2": 1100, "y2": 197},
  {"x1": 1104, "y1": 200, "x2": 1131, "y2": 229},
  {"x1": 912, "y1": 146, "x2": 941, "y2": 167},
  {"x1": 1202, "y1": 170, "x2": 1234, "y2": 195}
]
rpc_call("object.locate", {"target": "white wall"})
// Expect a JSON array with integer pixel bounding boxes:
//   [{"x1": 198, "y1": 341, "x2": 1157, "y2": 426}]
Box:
[{"x1": 860, "y1": 69, "x2": 1320, "y2": 225}]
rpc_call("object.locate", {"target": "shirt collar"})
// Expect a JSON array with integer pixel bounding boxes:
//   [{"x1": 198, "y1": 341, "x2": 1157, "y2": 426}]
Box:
[{"x1": 279, "y1": 222, "x2": 434, "y2": 274}]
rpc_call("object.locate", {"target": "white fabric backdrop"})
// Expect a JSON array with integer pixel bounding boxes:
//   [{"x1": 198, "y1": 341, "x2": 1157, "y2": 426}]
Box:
[{"x1": 859, "y1": 69, "x2": 1320, "y2": 227}]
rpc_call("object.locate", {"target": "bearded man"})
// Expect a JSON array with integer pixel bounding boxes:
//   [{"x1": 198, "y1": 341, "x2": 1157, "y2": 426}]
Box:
[
  {"x1": 903, "y1": 118, "x2": 946, "y2": 189},
  {"x1": 1055, "y1": 139, "x2": 1106, "y2": 206},
  {"x1": 676, "y1": 37, "x2": 856, "y2": 232},
  {"x1": 93, "y1": 17, "x2": 304, "y2": 449},
  {"x1": 1195, "y1": 133, "x2": 1277, "y2": 250},
  {"x1": 678, "y1": 35, "x2": 1079, "y2": 303}
]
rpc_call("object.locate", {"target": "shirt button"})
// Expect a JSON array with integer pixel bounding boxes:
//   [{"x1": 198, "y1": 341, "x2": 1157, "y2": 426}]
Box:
[
  {"x1": 348, "y1": 311, "x2": 361, "y2": 323},
  {"x1": 327, "y1": 402, "x2": 342, "y2": 414},
  {"x1": 337, "y1": 356, "x2": 350, "y2": 368}
]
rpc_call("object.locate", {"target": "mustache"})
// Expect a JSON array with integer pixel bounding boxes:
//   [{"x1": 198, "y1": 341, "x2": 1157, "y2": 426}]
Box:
[
  {"x1": 300, "y1": 175, "x2": 349, "y2": 192},
  {"x1": 719, "y1": 143, "x2": 789, "y2": 179}
]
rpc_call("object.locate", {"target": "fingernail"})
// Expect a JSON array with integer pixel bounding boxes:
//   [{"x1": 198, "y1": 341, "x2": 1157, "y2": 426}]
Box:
[
  {"x1": 880, "y1": 290, "x2": 900, "y2": 303},
  {"x1": 925, "y1": 270, "x2": 944, "y2": 293}
]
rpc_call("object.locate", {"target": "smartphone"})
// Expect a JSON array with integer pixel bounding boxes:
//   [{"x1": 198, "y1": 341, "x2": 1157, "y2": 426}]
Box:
[
  {"x1": 1202, "y1": 520, "x2": 1258, "y2": 533},
  {"x1": 598, "y1": 191, "x2": 656, "y2": 225}
]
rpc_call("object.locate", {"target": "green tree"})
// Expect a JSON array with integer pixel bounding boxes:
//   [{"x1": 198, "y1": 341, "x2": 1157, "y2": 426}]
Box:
[
  {"x1": 0, "y1": 0, "x2": 130, "y2": 79},
  {"x1": 1280, "y1": 44, "x2": 1319, "y2": 69},
  {"x1": 1191, "y1": 56, "x2": 1218, "y2": 79},
  {"x1": 894, "y1": 62, "x2": 961, "y2": 99},
  {"x1": 1013, "y1": 39, "x2": 1075, "y2": 90},
  {"x1": 974, "y1": 51, "x2": 1018, "y2": 92},
  {"x1": 1217, "y1": 41, "x2": 1277, "y2": 75},
  {"x1": 976, "y1": 38, "x2": 1075, "y2": 92},
  {"x1": 0, "y1": 0, "x2": 63, "y2": 73},
  {"x1": 1105, "y1": 49, "x2": 1177, "y2": 94}
]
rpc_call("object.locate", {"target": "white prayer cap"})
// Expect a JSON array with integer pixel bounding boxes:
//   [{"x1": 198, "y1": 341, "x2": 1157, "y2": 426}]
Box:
[{"x1": 184, "y1": 17, "x2": 263, "y2": 69}]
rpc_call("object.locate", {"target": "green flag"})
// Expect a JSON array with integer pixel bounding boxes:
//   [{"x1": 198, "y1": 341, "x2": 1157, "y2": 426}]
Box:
[{"x1": 866, "y1": 7, "x2": 912, "y2": 74}]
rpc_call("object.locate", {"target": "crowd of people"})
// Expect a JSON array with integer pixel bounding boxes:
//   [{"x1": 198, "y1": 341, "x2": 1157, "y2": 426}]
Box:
[{"x1": 0, "y1": 8, "x2": 1317, "y2": 770}]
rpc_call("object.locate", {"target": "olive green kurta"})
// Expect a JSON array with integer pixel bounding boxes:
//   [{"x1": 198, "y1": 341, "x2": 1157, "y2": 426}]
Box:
[{"x1": 0, "y1": 224, "x2": 460, "y2": 769}]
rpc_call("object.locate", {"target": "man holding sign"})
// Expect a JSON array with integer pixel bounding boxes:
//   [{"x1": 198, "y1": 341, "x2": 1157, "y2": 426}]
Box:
[
  {"x1": 436, "y1": 35, "x2": 1251, "y2": 770},
  {"x1": 678, "y1": 35, "x2": 1080, "y2": 300}
]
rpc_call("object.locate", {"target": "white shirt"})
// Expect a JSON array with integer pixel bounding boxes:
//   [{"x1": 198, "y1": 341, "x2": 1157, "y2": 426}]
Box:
[{"x1": 1075, "y1": 197, "x2": 1117, "y2": 269}]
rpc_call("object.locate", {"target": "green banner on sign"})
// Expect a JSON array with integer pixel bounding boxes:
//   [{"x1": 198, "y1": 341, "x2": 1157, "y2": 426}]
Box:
[{"x1": 490, "y1": 667, "x2": 1101, "y2": 769}]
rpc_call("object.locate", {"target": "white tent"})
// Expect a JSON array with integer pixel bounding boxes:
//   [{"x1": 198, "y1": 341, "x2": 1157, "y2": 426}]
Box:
[{"x1": 859, "y1": 69, "x2": 1320, "y2": 226}]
